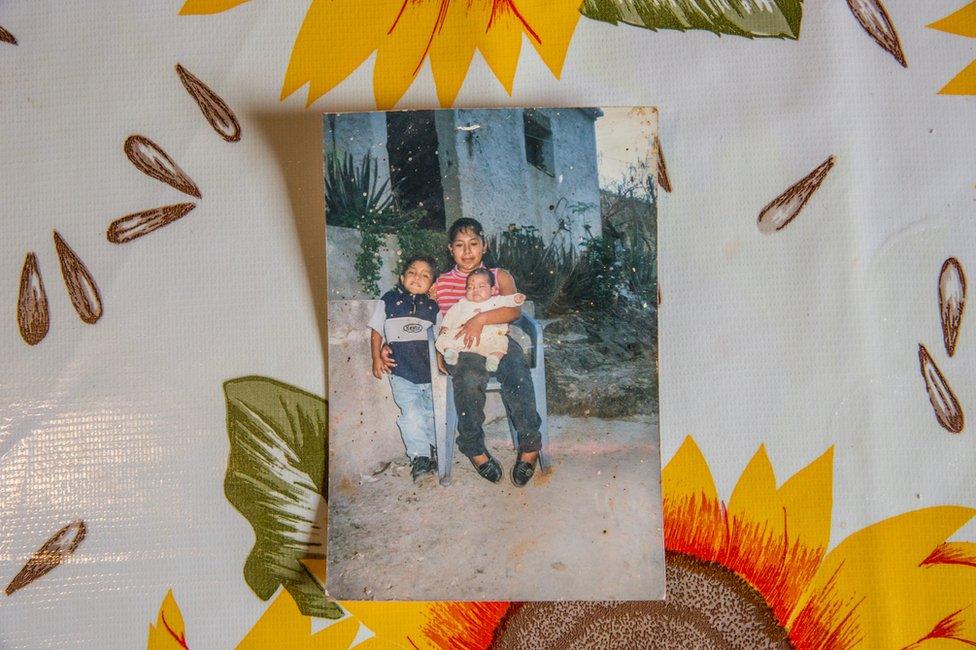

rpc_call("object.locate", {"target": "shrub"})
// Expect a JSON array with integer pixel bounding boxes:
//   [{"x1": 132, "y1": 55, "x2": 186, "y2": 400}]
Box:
[
  {"x1": 486, "y1": 224, "x2": 654, "y2": 316},
  {"x1": 621, "y1": 237, "x2": 657, "y2": 310},
  {"x1": 395, "y1": 226, "x2": 451, "y2": 279},
  {"x1": 487, "y1": 225, "x2": 574, "y2": 314},
  {"x1": 549, "y1": 228, "x2": 624, "y2": 314}
]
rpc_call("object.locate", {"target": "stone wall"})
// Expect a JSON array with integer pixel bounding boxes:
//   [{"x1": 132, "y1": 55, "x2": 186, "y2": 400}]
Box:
[
  {"x1": 325, "y1": 226, "x2": 401, "y2": 300},
  {"x1": 327, "y1": 300, "x2": 406, "y2": 485},
  {"x1": 327, "y1": 299, "x2": 509, "y2": 485}
]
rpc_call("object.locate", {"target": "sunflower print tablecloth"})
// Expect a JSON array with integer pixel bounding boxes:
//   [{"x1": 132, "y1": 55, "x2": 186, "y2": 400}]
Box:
[{"x1": 2, "y1": 1, "x2": 976, "y2": 648}]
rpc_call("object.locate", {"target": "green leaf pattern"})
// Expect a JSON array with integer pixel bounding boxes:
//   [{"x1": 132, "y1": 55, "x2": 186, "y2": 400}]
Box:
[
  {"x1": 580, "y1": 0, "x2": 804, "y2": 39},
  {"x1": 223, "y1": 376, "x2": 341, "y2": 619}
]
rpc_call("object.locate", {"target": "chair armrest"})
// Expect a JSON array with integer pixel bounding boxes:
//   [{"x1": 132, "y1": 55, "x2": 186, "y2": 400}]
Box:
[
  {"x1": 427, "y1": 314, "x2": 442, "y2": 372},
  {"x1": 515, "y1": 313, "x2": 544, "y2": 369}
]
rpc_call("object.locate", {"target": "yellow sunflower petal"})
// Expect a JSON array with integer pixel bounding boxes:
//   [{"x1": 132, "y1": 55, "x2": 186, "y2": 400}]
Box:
[
  {"x1": 899, "y1": 572, "x2": 976, "y2": 647},
  {"x1": 239, "y1": 590, "x2": 360, "y2": 649},
  {"x1": 428, "y1": 0, "x2": 487, "y2": 107},
  {"x1": 301, "y1": 560, "x2": 506, "y2": 650},
  {"x1": 282, "y1": 0, "x2": 399, "y2": 105},
  {"x1": 662, "y1": 436, "x2": 725, "y2": 561},
  {"x1": 340, "y1": 601, "x2": 440, "y2": 649},
  {"x1": 927, "y1": 1, "x2": 976, "y2": 38},
  {"x1": 514, "y1": 0, "x2": 582, "y2": 78},
  {"x1": 178, "y1": 0, "x2": 250, "y2": 15},
  {"x1": 339, "y1": 601, "x2": 508, "y2": 650},
  {"x1": 352, "y1": 637, "x2": 413, "y2": 650},
  {"x1": 301, "y1": 558, "x2": 327, "y2": 585},
  {"x1": 787, "y1": 506, "x2": 976, "y2": 648},
  {"x1": 722, "y1": 446, "x2": 833, "y2": 624},
  {"x1": 663, "y1": 436, "x2": 719, "y2": 507},
  {"x1": 938, "y1": 59, "x2": 976, "y2": 95},
  {"x1": 147, "y1": 590, "x2": 188, "y2": 650},
  {"x1": 477, "y1": 1, "x2": 525, "y2": 95},
  {"x1": 901, "y1": 543, "x2": 976, "y2": 646},
  {"x1": 374, "y1": 0, "x2": 444, "y2": 109},
  {"x1": 726, "y1": 445, "x2": 778, "y2": 530},
  {"x1": 776, "y1": 447, "x2": 833, "y2": 555},
  {"x1": 910, "y1": 638, "x2": 975, "y2": 650},
  {"x1": 923, "y1": 541, "x2": 976, "y2": 568}
]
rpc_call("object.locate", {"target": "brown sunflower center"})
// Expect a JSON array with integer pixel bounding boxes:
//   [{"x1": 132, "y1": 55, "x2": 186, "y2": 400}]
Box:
[{"x1": 489, "y1": 551, "x2": 792, "y2": 649}]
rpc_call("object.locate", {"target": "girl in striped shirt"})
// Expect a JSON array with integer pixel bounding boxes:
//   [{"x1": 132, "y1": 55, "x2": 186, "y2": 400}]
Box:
[{"x1": 430, "y1": 217, "x2": 542, "y2": 488}]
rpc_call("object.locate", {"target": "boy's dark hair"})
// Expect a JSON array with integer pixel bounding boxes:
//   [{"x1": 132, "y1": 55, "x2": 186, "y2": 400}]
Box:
[
  {"x1": 401, "y1": 255, "x2": 437, "y2": 277},
  {"x1": 466, "y1": 267, "x2": 495, "y2": 287},
  {"x1": 448, "y1": 217, "x2": 486, "y2": 243}
]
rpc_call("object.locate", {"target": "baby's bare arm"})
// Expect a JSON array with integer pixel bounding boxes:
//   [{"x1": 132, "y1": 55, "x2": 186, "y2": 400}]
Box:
[{"x1": 486, "y1": 270, "x2": 522, "y2": 324}]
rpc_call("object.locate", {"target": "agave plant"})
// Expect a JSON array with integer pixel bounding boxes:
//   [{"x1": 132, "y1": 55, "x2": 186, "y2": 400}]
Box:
[{"x1": 324, "y1": 150, "x2": 395, "y2": 230}]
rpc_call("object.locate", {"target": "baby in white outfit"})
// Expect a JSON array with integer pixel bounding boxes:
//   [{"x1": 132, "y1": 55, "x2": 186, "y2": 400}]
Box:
[{"x1": 436, "y1": 268, "x2": 525, "y2": 372}]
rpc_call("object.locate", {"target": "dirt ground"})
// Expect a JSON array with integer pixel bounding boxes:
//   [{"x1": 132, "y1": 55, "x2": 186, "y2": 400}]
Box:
[{"x1": 326, "y1": 414, "x2": 665, "y2": 602}]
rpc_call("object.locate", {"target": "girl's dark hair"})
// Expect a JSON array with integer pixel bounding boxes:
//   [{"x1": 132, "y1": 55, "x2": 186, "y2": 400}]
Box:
[
  {"x1": 401, "y1": 255, "x2": 437, "y2": 276},
  {"x1": 466, "y1": 267, "x2": 495, "y2": 287},
  {"x1": 448, "y1": 217, "x2": 485, "y2": 243}
]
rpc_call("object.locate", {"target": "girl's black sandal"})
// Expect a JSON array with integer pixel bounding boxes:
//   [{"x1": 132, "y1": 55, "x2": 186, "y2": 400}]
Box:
[{"x1": 470, "y1": 453, "x2": 502, "y2": 483}]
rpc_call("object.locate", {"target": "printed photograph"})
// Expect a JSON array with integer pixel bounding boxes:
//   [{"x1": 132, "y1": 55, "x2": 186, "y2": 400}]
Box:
[{"x1": 325, "y1": 107, "x2": 664, "y2": 601}]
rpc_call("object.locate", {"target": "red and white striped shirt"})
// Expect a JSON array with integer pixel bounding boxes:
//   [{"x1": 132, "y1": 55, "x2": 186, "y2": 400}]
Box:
[{"x1": 434, "y1": 266, "x2": 501, "y2": 314}]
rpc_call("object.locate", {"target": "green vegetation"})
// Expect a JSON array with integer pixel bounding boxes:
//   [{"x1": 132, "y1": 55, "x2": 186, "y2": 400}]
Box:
[
  {"x1": 394, "y1": 227, "x2": 452, "y2": 279},
  {"x1": 490, "y1": 223, "x2": 655, "y2": 316},
  {"x1": 326, "y1": 151, "x2": 658, "y2": 306},
  {"x1": 324, "y1": 151, "x2": 395, "y2": 230},
  {"x1": 326, "y1": 150, "x2": 448, "y2": 296},
  {"x1": 487, "y1": 225, "x2": 574, "y2": 313}
]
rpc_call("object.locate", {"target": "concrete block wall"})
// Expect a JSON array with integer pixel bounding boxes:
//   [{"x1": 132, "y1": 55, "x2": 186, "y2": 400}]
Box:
[{"x1": 327, "y1": 299, "x2": 508, "y2": 485}]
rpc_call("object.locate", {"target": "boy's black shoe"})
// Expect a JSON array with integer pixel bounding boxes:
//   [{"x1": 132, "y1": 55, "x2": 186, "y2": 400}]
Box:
[
  {"x1": 411, "y1": 456, "x2": 434, "y2": 482},
  {"x1": 511, "y1": 455, "x2": 537, "y2": 487},
  {"x1": 429, "y1": 444, "x2": 438, "y2": 471},
  {"x1": 469, "y1": 453, "x2": 502, "y2": 483}
]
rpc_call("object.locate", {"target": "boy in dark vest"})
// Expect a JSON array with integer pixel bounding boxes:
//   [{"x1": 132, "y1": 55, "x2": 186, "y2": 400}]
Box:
[{"x1": 369, "y1": 256, "x2": 440, "y2": 482}]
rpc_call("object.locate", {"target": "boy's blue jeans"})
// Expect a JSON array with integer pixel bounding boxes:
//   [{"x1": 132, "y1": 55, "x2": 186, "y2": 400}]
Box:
[{"x1": 388, "y1": 374, "x2": 436, "y2": 460}]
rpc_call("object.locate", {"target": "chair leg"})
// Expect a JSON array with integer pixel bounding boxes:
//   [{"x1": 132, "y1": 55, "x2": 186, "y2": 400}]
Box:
[
  {"x1": 441, "y1": 377, "x2": 457, "y2": 486},
  {"x1": 533, "y1": 369, "x2": 551, "y2": 473}
]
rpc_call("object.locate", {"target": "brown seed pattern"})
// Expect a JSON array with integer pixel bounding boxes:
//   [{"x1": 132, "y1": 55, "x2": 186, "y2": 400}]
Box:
[
  {"x1": 53, "y1": 231, "x2": 103, "y2": 324},
  {"x1": 124, "y1": 135, "x2": 202, "y2": 198},
  {"x1": 5, "y1": 521, "x2": 87, "y2": 596},
  {"x1": 653, "y1": 132, "x2": 672, "y2": 193},
  {"x1": 17, "y1": 253, "x2": 50, "y2": 346},
  {"x1": 176, "y1": 63, "x2": 241, "y2": 142},
  {"x1": 939, "y1": 257, "x2": 966, "y2": 357},
  {"x1": 846, "y1": 0, "x2": 907, "y2": 67},
  {"x1": 0, "y1": 25, "x2": 16, "y2": 45},
  {"x1": 490, "y1": 552, "x2": 790, "y2": 649},
  {"x1": 918, "y1": 343, "x2": 964, "y2": 433},
  {"x1": 757, "y1": 156, "x2": 835, "y2": 234},
  {"x1": 107, "y1": 203, "x2": 196, "y2": 244}
]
